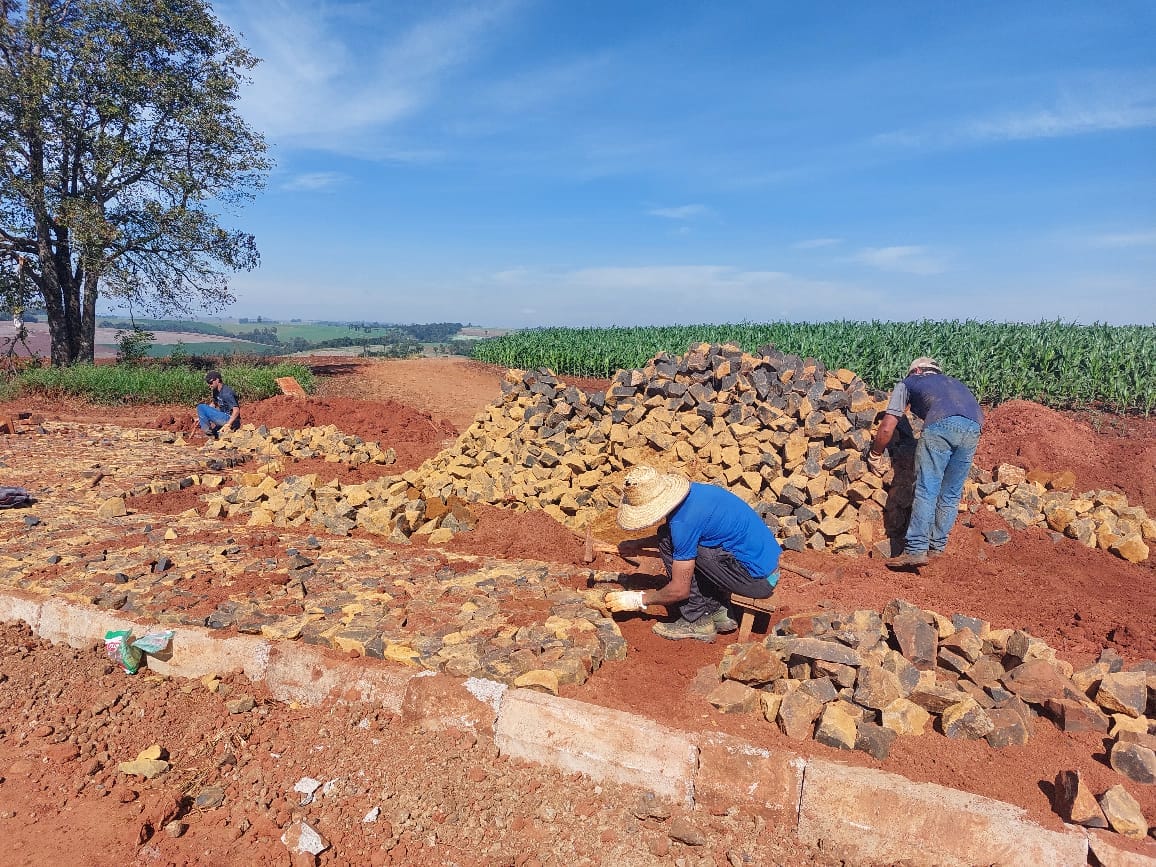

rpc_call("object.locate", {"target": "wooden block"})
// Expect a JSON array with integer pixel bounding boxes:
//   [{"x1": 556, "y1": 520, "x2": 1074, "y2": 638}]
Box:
[
  {"x1": 731, "y1": 593, "x2": 777, "y2": 643},
  {"x1": 275, "y1": 376, "x2": 306, "y2": 397},
  {"x1": 0, "y1": 416, "x2": 16, "y2": 435}
]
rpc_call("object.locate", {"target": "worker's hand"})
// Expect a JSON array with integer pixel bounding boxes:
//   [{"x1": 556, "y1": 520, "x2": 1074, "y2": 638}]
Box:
[
  {"x1": 865, "y1": 448, "x2": 889, "y2": 475},
  {"x1": 604, "y1": 590, "x2": 647, "y2": 612}
]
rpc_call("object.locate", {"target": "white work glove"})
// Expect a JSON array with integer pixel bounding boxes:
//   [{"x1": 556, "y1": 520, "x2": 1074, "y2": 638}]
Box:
[
  {"x1": 865, "y1": 449, "x2": 889, "y2": 475},
  {"x1": 604, "y1": 590, "x2": 647, "y2": 612}
]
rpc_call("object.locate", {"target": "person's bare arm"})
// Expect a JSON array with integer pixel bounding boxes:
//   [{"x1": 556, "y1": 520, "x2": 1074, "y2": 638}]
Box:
[
  {"x1": 870, "y1": 414, "x2": 899, "y2": 454},
  {"x1": 226, "y1": 406, "x2": 240, "y2": 428},
  {"x1": 641, "y1": 559, "x2": 693, "y2": 607}
]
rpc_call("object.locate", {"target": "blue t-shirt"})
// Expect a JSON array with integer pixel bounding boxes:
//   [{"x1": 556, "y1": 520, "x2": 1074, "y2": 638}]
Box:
[{"x1": 667, "y1": 483, "x2": 782, "y2": 580}]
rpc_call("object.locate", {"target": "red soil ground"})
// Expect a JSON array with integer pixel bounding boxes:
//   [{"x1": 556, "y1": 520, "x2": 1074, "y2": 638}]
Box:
[{"x1": 2, "y1": 355, "x2": 1155, "y2": 861}]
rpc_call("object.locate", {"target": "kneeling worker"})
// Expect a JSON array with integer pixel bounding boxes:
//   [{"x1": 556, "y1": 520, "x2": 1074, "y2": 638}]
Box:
[{"x1": 604, "y1": 465, "x2": 781, "y2": 642}]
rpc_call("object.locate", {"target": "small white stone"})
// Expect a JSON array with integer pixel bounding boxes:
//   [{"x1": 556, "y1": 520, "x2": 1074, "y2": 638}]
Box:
[
  {"x1": 363, "y1": 806, "x2": 380, "y2": 823},
  {"x1": 282, "y1": 819, "x2": 329, "y2": 856},
  {"x1": 293, "y1": 777, "x2": 322, "y2": 795}
]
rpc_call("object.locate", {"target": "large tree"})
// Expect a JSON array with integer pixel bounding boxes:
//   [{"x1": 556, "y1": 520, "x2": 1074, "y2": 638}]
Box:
[{"x1": 0, "y1": 0, "x2": 269, "y2": 365}]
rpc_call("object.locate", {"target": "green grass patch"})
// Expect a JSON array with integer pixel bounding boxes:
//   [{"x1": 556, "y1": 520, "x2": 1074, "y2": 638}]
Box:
[
  {"x1": 4, "y1": 362, "x2": 316, "y2": 404},
  {"x1": 140, "y1": 341, "x2": 276, "y2": 357}
]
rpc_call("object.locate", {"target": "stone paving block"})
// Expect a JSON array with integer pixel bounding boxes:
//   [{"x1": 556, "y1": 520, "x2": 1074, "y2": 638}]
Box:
[
  {"x1": 37, "y1": 597, "x2": 135, "y2": 649},
  {"x1": 402, "y1": 672, "x2": 501, "y2": 735},
  {"x1": 0, "y1": 590, "x2": 43, "y2": 632},
  {"x1": 495, "y1": 688, "x2": 697, "y2": 804},
  {"x1": 797, "y1": 759, "x2": 1088, "y2": 866},
  {"x1": 1086, "y1": 829, "x2": 1156, "y2": 867},
  {"x1": 694, "y1": 732, "x2": 804, "y2": 821},
  {"x1": 264, "y1": 642, "x2": 411, "y2": 712},
  {"x1": 143, "y1": 626, "x2": 271, "y2": 683}
]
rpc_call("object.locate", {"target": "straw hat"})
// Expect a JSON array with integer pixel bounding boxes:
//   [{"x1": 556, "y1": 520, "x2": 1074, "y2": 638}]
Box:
[
  {"x1": 908, "y1": 356, "x2": 942, "y2": 375},
  {"x1": 617, "y1": 465, "x2": 691, "y2": 531}
]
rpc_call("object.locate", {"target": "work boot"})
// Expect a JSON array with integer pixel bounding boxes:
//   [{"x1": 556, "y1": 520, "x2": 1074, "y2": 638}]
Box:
[
  {"x1": 653, "y1": 617, "x2": 717, "y2": 642},
  {"x1": 710, "y1": 607, "x2": 739, "y2": 634},
  {"x1": 887, "y1": 551, "x2": 929, "y2": 569},
  {"x1": 928, "y1": 549, "x2": 946, "y2": 559}
]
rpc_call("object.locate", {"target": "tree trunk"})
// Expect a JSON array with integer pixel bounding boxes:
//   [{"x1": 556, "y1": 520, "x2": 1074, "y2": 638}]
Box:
[
  {"x1": 79, "y1": 268, "x2": 98, "y2": 362},
  {"x1": 35, "y1": 241, "x2": 72, "y2": 367}
]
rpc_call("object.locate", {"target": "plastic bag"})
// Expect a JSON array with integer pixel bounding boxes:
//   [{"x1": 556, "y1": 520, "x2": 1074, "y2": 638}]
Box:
[{"x1": 104, "y1": 629, "x2": 175, "y2": 674}]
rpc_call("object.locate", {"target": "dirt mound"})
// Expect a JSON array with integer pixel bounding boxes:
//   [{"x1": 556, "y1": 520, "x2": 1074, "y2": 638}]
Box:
[
  {"x1": 977, "y1": 400, "x2": 1156, "y2": 512},
  {"x1": 445, "y1": 503, "x2": 588, "y2": 562},
  {"x1": 150, "y1": 395, "x2": 458, "y2": 472}
]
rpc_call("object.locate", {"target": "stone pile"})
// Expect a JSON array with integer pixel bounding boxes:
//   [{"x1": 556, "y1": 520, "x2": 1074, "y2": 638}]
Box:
[
  {"x1": 706, "y1": 598, "x2": 1156, "y2": 779},
  {"x1": 967, "y1": 463, "x2": 1154, "y2": 563},
  {"x1": 403, "y1": 343, "x2": 890, "y2": 554},
  {"x1": 199, "y1": 460, "x2": 478, "y2": 541},
  {"x1": 205, "y1": 423, "x2": 396, "y2": 467},
  {"x1": 195, "y1": 343, "x2": 1151, "y2": 562}
]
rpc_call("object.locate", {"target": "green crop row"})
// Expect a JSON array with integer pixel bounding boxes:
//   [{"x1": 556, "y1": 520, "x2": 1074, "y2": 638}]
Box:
[
  {"x1": 5, "y1": 362, "x2": 315, "y2": 405},
  {"x1": 471, "y1": 320, "x2": 1156, "y2": 414}
]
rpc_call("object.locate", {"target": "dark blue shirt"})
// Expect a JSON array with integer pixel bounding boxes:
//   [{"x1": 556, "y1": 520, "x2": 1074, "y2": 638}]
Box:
[
  {"x1": 885, "y1": 373, "x2": 982, "y2": 427},
  {"x1": 214, "y1": 384, "x2": 240, "y2": 417}
]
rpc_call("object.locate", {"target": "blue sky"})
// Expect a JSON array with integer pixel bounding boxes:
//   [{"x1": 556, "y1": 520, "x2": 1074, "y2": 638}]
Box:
[{"x1": 207, "y1": 0, "x2": 1155, "y2": 327}]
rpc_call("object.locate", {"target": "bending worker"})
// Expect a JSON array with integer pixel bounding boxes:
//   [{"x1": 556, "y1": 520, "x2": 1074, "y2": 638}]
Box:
[
  {"x1": 603, "y1": 465, "x2": 781, "y2": 642},
  {"x1": 867, "y1": 356, "x2": 983, "y2": 567}
]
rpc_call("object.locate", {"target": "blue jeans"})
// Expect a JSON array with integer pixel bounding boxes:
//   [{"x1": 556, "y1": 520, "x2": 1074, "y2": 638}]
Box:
[
  {"x1": 196, "y1": 403, "x2": 231, "y2": 436},
  {"x1": 905, "y1": 416, "x2": 981, "y2": 554}
]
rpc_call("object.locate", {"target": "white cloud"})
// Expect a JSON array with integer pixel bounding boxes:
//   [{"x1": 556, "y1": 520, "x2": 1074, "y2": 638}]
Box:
[
  {"x1": 793, "y1": 238, "x2": 842, "y2": 249},
  {"x1": 648, "y1": 204, "x2": 713, "y2": 220},
  {"x1": 1090, "y1": 230, "x2": 1156, "y2": 248},
  {"x1": 219, "y1": 0, "x2": 518, "y2": 156},
  {"x1": 873, "y1": 79, "x2": 1156, "y2": 150},
  {"x1": 854, "y1": 246, "x2": 947, "y2": 276},
  {"x1": 280, "y1": 172, "x2": 347, "y2": 192}
]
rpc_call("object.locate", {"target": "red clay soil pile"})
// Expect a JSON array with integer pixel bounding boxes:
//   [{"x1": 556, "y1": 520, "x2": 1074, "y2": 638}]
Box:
[{"x1": 978, "y1": 400, "x2": 1156, "y2": 513}]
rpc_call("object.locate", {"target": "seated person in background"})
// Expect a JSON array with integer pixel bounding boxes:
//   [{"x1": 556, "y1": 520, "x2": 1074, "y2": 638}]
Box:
[
  {"x1": 604, "y1": 465, "x2": 781, "y2": 642},
  {"x1": 196, "y1": 369, "x2": 240, "y2": 439}
]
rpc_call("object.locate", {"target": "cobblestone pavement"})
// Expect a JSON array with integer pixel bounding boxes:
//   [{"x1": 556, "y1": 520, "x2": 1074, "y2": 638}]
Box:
[{"x1": 0, "y1": 422, "x2": 625, "y2": 688}]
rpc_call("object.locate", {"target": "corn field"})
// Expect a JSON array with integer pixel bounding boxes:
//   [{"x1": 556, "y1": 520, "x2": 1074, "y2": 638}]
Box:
[{"x1": 472, "y1": 320, "x2": 1156, "y2": 414}]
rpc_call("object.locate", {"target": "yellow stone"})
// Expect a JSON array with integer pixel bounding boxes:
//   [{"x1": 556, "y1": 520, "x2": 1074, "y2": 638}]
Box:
[
  {"x1": 882, "y1": 698, "x2": 931, "y2": 736},
  {"x1": 138, "y1": 744, "x2": 164, "y2": 761},
  {"x1": 97, "y1": 497, "x2": 127, "y2": 518},
  {"x1": 118, "y1": 757, "x2": 169, "y2": 779},
  {"x1": 783, "y1": 434, "x2": 808, "y2": 464},
  {"x1": 382, "y1": 643, "x2": 421, "y2": 666},
  {"x1": 514, "y1": 669, "x2": 559, "y2": 695},
  {"x1": 247, "y1": 508, "x2": 274, "y2": 527},
  {"x1": 1111, "y1": 535, "x2": 1149, "y2": 563}
]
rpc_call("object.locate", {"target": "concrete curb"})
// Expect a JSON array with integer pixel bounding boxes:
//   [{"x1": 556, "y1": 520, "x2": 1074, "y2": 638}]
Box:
[
  {"x1": 494, "y1": 688, "x2": 699, "y2": 805},
  {"x1": 0, "y1": 591, "x2": 1102, "y2": 865}
]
